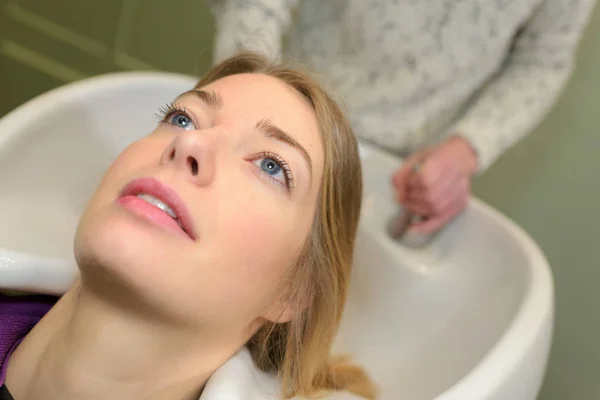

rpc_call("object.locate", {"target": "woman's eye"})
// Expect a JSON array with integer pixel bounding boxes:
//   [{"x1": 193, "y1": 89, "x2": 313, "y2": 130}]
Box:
[
  {"x1": 166, "y1": 112, "x2": 196, "y2": 131},
  {"x1": 253, "y1": 157, "x2": 287, "y2": 185}
]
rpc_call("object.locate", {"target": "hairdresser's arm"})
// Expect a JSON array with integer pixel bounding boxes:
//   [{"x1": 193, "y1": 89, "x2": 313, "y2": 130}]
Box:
[
  {"x1": 394, "y1": 0, "x2": 596, "y2": 233},
  {"x1": 204, "y1": 0, "x2": 298, "y2": 63},
  {"x1": 452, "y1": 0, "x2": 596, "y2": 172}
]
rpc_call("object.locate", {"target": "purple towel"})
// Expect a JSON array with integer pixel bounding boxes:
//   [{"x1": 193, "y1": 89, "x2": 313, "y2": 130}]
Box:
[{"x1": 0, "y1": 295, "x2": 57, "y2": 385}]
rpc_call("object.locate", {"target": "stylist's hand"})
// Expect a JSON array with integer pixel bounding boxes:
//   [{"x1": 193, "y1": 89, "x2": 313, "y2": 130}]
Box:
[{"x1": 392, "y1": 136, "x2": 478, "y2": 233}]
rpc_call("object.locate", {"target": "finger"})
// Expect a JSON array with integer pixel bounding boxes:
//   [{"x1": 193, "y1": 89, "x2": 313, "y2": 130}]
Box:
[
  {"x1": 407, "y1": 168, "x2": 466, "y2": 212},
  {"x1": 407, "y1": 156, "x2": 446, "y2": 190},
  {"x1": 409, "y1": 212, "x2": 452, "y2": 234},
  {"x1": 405, "y1": 186, "x2": 456, "y2": 217},
  {"x1": 411, "y1": 193, "x2": 468, "y2": 233},
  {"x1": 427, "y1": 177, "x2": 468, "y2": 214},
  {"x1": 403, "y1": 199, "x2": 433, "y2": 216},
  {"x1": 404, "y1": 189, "x2": 439, "y2": 215},
  {"x1": 392, "y1": 154, "x2": 423, "y2": 202},
  {"x1": 406, "y1": 171, "x2": 461, "y2": 206}
]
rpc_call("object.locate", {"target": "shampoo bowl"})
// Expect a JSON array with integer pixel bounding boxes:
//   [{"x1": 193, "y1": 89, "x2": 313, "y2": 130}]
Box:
[{"x1": 0, "y1": 72, "x2": 554, "y2": 399}]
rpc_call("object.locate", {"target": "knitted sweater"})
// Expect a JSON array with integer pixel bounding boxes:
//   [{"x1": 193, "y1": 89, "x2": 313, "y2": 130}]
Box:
[{"x1": 206, "y1": 0, "x2": 596, "y2": 171}]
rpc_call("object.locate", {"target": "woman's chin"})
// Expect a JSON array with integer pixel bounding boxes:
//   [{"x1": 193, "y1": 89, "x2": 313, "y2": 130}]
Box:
[{"x1": 74, "y1": 205, "x2": 184, "y2": 290}]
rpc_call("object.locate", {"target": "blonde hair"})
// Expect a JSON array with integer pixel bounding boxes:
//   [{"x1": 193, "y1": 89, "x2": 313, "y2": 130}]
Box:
[{"x1": 196, "y1": 53, "x2": 377, "y2": 399}]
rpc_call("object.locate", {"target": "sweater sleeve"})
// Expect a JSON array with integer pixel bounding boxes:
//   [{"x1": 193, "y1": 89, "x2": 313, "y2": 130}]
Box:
[
  {"x1": 205, "y1": 0, "x2": 298, "y2": 64},
  {"x1": 452, "y1": 0, "x2": 597, "y2": 172}
]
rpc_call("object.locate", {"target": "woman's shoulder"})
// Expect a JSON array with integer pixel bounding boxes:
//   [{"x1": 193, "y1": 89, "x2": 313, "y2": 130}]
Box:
[
  {"x1": 0, "y1": 293, "x2": 57, "y2": 385},
  {"x1": 0, "y1": 292, "x2": 58, "y2": 318}
]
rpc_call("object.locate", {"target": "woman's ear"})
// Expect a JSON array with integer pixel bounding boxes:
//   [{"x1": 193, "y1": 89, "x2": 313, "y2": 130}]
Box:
[
  {"x1": 261, "y1": 289, "x2": 310, "y2": 323},
  {"x1": 261, "y1": 297, "x2": 297, "y2": 324}
]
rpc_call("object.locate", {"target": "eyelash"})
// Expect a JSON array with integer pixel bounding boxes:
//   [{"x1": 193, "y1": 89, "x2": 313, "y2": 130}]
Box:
[
  {"x1": 254, "y1": 151, "x2": 295, "y2": 189},
  {"x1": 156, "y1": 102, "x2": 189, "y2": 125},
  {"x1": 155, "y1": 104, "x2": 295, "y2": 190}
]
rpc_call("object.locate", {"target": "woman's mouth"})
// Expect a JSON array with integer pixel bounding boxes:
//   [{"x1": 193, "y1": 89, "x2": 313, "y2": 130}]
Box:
[
  {"x1": 136, "y1": 193, "x2": 179, "y2": 220},
  {"x1": 117, "y1": 178, "x2": 196, "y2": 240}
]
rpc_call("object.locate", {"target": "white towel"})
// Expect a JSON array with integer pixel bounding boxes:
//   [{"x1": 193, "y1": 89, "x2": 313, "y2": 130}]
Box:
[{"x1": 201, "y1": 347, "x2": 362, "y2": 400}]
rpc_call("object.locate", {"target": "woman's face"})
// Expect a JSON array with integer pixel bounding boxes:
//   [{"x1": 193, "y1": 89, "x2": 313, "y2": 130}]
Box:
[{"x1": 75, "y1": 73, "x2": 324, "y2": 336}]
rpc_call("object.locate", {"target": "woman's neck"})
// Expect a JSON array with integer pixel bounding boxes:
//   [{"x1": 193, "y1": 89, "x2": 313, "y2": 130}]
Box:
[{"x1": 5, "y1": 282, "x2": 237, "y2": 400}]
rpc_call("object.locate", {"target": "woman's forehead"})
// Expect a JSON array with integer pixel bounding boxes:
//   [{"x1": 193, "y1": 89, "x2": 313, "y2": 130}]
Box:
[
  {"x1": 197, "y1": 73, "x2": 324, "y2": 170},
  {"x1": 200, "y1": 74, "x2": 316, "y2": 128}
]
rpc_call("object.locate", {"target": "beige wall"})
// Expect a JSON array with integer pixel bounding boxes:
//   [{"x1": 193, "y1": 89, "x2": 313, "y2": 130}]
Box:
[{"x1": 1, "y1": 1, "x2": 599, "y2": 398}]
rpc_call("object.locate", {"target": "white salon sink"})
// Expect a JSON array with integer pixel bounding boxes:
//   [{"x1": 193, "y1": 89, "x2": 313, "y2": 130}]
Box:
[{"x1": 0, "y1": 73, "x2": 554, "y2": 399}]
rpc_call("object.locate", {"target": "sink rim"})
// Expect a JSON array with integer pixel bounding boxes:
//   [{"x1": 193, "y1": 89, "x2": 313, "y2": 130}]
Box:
[
  {"x1": 435, "y1": 197, "x2": 554, "y2": 399},
  {"x1": 356, "y1": 142, "x2": 554, "y2": 398}
]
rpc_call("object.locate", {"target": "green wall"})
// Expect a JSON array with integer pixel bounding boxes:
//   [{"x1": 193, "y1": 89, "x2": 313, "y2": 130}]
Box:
[
  {"x1": 472, "y1": 5, "x2": 600, "y2": 399},
  {"x1": 0, "y1": 0, "x2": 215, "y2": 115},
  {"x1": 0, "y1": 1, "x2": 599, "y2": 398}
]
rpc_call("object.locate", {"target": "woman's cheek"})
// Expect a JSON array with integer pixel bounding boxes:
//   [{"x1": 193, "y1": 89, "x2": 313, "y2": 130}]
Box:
[
  {"x1": 96, "y1": 145, "x2": 139, "y2": 189},
  {"x1": 94, "y1": 140, "x2": 160, "y2": 197},
  {"x1": 225, "y1": 206, "x2": 298, "y2": 280}
]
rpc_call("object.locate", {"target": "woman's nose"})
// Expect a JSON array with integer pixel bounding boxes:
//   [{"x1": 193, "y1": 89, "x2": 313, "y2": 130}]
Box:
[{"x1": 160, "y1": 131, "x2": 216, "y2": 186}]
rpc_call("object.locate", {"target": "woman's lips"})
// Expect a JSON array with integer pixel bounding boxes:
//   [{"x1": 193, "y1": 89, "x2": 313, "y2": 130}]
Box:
[
  {"x1": 117, "y1": 177, "x2": 196, "y2": 240},
  {"x1": 117, "y1": 195, "x2": 190, "y2": 239}
]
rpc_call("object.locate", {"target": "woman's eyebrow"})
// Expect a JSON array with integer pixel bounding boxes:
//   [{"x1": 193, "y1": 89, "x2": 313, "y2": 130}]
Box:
[
  {"x1": 178, "y1": 90, "x2": 313, "y2": 181},
  {"x1": 179, "y1": 89, "x2": 223, "y2": 110},
  {"x1": 256, "y1": 118, "x2": 313, "y2": 179}
]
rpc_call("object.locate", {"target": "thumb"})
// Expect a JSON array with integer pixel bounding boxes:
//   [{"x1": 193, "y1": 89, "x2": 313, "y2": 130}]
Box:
[{"x1": 391, "y1": 154, "x2": 421, "y2": 202}]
